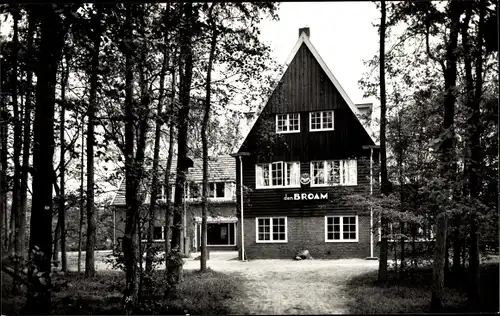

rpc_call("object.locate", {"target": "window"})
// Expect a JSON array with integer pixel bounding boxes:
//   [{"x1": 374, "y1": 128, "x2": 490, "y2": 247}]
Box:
[
  {"x1": 325, "y1": 216, "x2": 358, "y2": 242},
  {"x1": 141, "y1": 226, "x2": 165, "y2": 242},
  {"x1": 310, "y1": 160, "x2": 357, "y2": 186},
  {"x1": 276, "y1": 113, "x2": 300, "y2": 133},
  {"x1": 256, "y1": 161, "x2": 300, "y2": 188},
  {"x1": 256, "y1": 217, "x2": 287, "y2": 242},
  {"x1": 309, "y1": 111, "x2": 334, "y2": 131},
  {"x1": 209, "y1": 182, "x2": 225, "y2": 198},
  {"x1": 153, "y1": 226, "x2": 164, "y2": 240}
]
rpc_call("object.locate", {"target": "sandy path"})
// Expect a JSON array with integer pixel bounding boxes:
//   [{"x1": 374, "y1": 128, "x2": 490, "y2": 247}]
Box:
[
  {"x1": 184, "y1": 258, "x2": 379, "y2": 315},
  {"x1": 64, "y1": 251, "x2": 379, "y2": 314}
]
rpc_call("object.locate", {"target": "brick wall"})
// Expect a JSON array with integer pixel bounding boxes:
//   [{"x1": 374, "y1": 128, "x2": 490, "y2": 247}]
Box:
[{"x1": 240, "y1": 215, "x2": 373, "y2": 259}]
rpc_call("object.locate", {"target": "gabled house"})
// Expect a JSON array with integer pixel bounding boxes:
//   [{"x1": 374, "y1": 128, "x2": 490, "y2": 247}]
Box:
[
  {"x1": 111, "y1": 155, "x2": 238, "y2": 253},
  {"x1": 233, "y1": 27, "x2": 380, "y2": 259}
]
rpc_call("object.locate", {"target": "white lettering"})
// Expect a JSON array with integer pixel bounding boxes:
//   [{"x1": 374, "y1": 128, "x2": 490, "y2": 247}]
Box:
[{"x1": 284, "y1": 192, "x2": 329, "y2": 201}]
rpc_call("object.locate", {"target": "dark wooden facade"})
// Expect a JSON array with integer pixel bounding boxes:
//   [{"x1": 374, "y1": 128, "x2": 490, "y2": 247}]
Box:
[{"x1": 237, "y1": 33, "x2": 379, "y2": 220}]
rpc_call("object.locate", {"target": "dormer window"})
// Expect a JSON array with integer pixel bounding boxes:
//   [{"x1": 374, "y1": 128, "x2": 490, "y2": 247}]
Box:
[
  {"x1": 310, "y1": 110, "x2": 334, "y2": 131},
  {"x1": 276, "y1": 113, "x2": 300, "y2": 134}
]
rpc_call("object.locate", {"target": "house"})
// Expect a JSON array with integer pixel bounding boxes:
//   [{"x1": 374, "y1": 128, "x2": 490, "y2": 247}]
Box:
[
  {"x1": 232, "y1": 27, "x2": 380, "y2": 259},
  {"x1": 110, "y1": 155, "x2": 238, "y2": 254}
]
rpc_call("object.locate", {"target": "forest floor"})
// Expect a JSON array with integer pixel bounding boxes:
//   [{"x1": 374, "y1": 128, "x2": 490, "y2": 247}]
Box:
[{"x1": 2, "y1": 252, "x2": 498, "y2": 314}]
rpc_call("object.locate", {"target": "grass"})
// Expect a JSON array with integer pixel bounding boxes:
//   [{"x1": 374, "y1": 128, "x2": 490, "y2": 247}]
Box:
[
  {"x1": 344, "y1": 262, "x2": 499, "y2": 313},
  {"x1": 1, "y1": 268, "x2": 246, "y2": 315}
]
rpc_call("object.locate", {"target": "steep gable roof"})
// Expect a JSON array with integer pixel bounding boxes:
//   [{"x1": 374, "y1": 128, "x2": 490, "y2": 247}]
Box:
[{"x1": 235, "y1": 30, "x2": 377, "y2": 153}]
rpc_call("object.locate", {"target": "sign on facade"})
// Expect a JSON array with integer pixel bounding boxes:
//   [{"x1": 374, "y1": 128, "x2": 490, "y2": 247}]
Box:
[{"x1": 282, "y1": 192, "x2": 329, "y2": 201}]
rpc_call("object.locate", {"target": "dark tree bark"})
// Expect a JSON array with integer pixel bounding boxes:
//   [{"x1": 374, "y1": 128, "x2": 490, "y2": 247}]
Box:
[
  {"x1": 59, "y1": 51, "x2": 69, "y2": 273},
  {"x1": 146, "y1": 11, "x2": 170, "y2": 277},
  {"x1": 467, "y1": 0, "x2": 486, "y2": 310},
  {"x1": 25, "y1": 5, "x2": 65, "y2": 314},
  {"x1": 78, "y1": 115, "x2": 85, "y2": 273},
  {"x1": 122, "y1": 4, "x2": 150, "y2": 311},
  {"x1": 168, "y1": 1, "x2": 195, "y2": 286},
  {"x1": 200, "y1": 4, "x2": 218, "y2": 272},
  {"x1": 85, "y1": 7, "x2": 103, "y2": 278},
  {"x1": 20, "y1": 7, "x2": 36, "y2": 261},
  {"x1": 454, "y1": 1, "x2": 473, "y2": 277},
  {"x1": 0, "y1": 73, "x2": 7, "y2": 255},
  {"x1": 164, "y1": 78, "x2": 176, "y2": 260},
  {"x1": 10, "y1": 6, "x2": 22, "y2": 293},
  {"x1": 123, "y1": 3, "x2": 139, "y2": 309},
  {"x1": 430, "y1": 1, "x2": 461, "y2": 312},
  {"x1": 136, "y1": 5, "x2": 152, "y2": 298},
  {"x1": 378, "y1": 0, "x2": 389, "y2": 284},
  {"x1": 0, "y1": 89, "x2": 7, "y2": 254}
]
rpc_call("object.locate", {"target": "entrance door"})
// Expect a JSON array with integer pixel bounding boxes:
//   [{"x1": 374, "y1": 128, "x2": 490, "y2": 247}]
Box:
[
  {"x1": 196, "y1": 222, "x2": 236, "y2": 250},
  {"x1": 207, "y1": 223, "x2": 235, "y2": 245}
]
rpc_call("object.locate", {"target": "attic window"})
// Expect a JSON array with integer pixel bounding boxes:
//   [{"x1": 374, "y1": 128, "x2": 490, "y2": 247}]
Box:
[
  {"x1": 276, "y1": 113, "x2": 300, "y2": 134},
  {"x1": 309, "y1": 111, "x2": 334, "y2": 131}
]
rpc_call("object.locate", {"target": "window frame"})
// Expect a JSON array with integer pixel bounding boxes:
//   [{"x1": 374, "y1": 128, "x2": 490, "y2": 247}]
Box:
[
  {"x1": 209, "y1": 182, "x2": 227, "y2": 200},
  {"x1": 310, "y1": 159, "x2": 357, "y2": 187},
  {"x1": 324, "y1": 215, "x2": 359, "y2": 242},
  {"x1": 255, "y1": 217, "x2": 288, "y2": 243},
  {"x1": 276, "y1": 113, "x2": 300, "y2": 134},
  {"x1": 141, "y1": 225, "x2": 165, "y2": 242},
  {"x1": 255, "y1": 161, "x2": 301, "y2": 189},
  {"x1": 309, "y1": 110, "x2": 334, "y2": 132}
]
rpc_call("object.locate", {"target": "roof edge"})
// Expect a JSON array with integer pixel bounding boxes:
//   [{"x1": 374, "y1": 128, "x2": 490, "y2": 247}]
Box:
[{"x1": 235, "y1": 32, "x2": 379, "y2": 152}]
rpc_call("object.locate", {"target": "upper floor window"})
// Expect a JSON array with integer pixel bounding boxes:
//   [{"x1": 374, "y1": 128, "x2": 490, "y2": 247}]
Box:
[
  {"x1": 276, "y1": 113, "x2": 300, "y2": 133},
  {"x1": 255, "y1": 161, "x2": 300, "y2": 189},
  {"x1": 209, "y1": 182, "x2": 225, "y2": 198},
  {"x1": 187, "y1": 181, "x2": 235, "y2": 200},
  {"x1": 310, "y1": 110, "x2": 334, "y2": 131},
  {"x1": 310, "y1": 159, "x2": 357, "y2": 186}
]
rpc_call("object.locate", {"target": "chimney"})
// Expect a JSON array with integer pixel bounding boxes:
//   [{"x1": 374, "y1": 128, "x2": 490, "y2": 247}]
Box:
[
  {"x1": 299, "y1": 27, "x2": 310, "y2": 38},
  {"x1": 355, "y1": 103, "x2": 373, "y2": 126}
]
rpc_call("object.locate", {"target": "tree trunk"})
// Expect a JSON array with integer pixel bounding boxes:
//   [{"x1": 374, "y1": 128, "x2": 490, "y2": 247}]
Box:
[
  {"x1": 20, "y1": 8, "x2": 36, "y2": 261},
  {"x1": 164, "y1": 47, "x2": 177, "y2": 264},
  {"x1": 201, "y1": 5, "x2": 217, "y2": 272},
  {"x1": 0, "y1": 89, "x2": 7, "y2": 254},
  {"x1": 169, "y1": 1, "x2": 195, "y2": 286},
  {"x1": 430, "y1": 1, "x2": 461, "y2": 312},
  {"x1": 25, "y1": 5, "x2": 65, "y2": 314},
  {"x1": 467, "y1": 0, "x2": 486, "y2": 310},
  {"x1": 378, "y1": 0, "x2": 389, "y2": 284},
  {"x1": 85, "y1": 8, "x2": 102, "y2": 279},
  {"x1": 53, "y1": 217, "x2": 60, "y2": 264},
  {"x1": 452, "y1": 218, "x2": 462, "y2": 275},
  {"x1": 59, "y1": 52, "x2": 69, "y2": 273},
  {"x1": 122, "y1": 4, "x2": 140, "y2": 312},
  {"x1": 0, "y1": 77, "x2": 6, "y2": 255},
  {"x1": 146, "y1": 16, "x2": 170, "y2": 278},
  {"x1": 164, "y1": 122, "x2": 175, "y2": 259},
  {"x1": 10, "y1": 7, "x2": 22, "y2": 293},
  {"x1": 78, "y1": 115, "x2": 85, "y2": 273}
]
